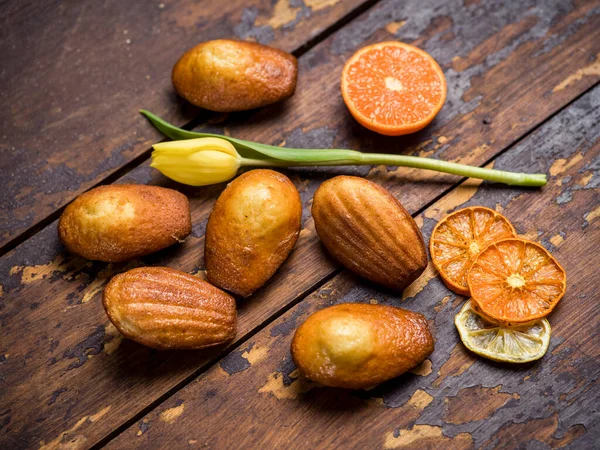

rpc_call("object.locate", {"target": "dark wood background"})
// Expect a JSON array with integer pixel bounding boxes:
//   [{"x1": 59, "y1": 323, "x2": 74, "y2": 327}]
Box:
[{"x1": 1, "y1": 0, "x2": 598, "y2": 448}]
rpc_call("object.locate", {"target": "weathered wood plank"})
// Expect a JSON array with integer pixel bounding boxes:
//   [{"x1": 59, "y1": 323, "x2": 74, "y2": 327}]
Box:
[
  {"x1": 107, "y1": 85, "x2": 600, "y2": 450},
  {"x1": 1, "y1": 1, "x2": 599, "y2": 448},
  {"x1": 0, "y1": 0, "x2": 370, "y2": 250}
]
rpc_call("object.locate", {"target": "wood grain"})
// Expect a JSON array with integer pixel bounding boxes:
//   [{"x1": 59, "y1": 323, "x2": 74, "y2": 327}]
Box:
[
  {"x1": 0, "y1": 0, "x2": 599, "y2": 448},
  {"x1": 0, "y1": 0, "x2": 369, "y2": 250},
  {"x1": 107, "y1": 85, "x2": 600, "y2": 450}
]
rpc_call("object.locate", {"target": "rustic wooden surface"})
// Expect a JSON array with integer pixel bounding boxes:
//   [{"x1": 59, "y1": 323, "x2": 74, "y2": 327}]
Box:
[
  {"x1": 107, "y1": 84, "x2": 600, "y2": 449},
  {"x1": 0, "y1": 0, "x2": 371, "y2": 251},
  {"x1": 1, "y1": 0, "x2": 599, "y2": 449}
]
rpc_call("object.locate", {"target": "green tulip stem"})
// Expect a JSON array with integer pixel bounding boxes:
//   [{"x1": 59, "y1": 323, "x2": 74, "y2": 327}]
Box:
[
  {"x1": 141, "y1": 110, "x2": 547, "y2": 187},
  {"x1": 241, "y1": 156, "x2": 546, "y2": 186}
]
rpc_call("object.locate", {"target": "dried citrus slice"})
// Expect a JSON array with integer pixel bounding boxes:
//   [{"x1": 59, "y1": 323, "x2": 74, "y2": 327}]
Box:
[
  {"x1": 341, "y1": 42, "x2": 446, "y2": 136},
  {"x1": 429, "y1": 207, "x2": 516, "y2": 296},
  {"x1": 455, "y1": 300, "x2": 551, "y2": 363},
  {"x1": 468, "y1": 238, "x2": 566, "y2": 325}
]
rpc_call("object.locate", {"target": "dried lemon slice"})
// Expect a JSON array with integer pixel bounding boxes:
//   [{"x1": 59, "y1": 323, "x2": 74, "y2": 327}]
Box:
[{"x1": 455, "y1": 300, "x2": 551, "y2": 363}]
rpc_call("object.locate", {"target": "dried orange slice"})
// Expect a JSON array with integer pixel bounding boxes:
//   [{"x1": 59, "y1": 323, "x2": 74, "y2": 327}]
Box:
[
  {"x1": 429, "y1": 207, "x2": 516, "y2": 296},
  {"x1": 455, "y1": 300, "x2": 551, "y2": 363},
  {"x1": 468, "y1": 238, "x2": 566, "y2": 325},
  {"x1": 341, "y1": 42, "x2": 446, "y2": 136}
]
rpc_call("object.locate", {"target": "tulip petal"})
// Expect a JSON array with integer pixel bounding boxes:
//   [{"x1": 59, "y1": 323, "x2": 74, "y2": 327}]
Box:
[{"x1": 153, "y1": 137, "x2": 239, "y2": 158}]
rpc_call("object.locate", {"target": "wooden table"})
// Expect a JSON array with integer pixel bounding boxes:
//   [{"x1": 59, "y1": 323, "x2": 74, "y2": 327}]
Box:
[{"x1": 1, "y1": 1, "x2": 599, "y2": 448}]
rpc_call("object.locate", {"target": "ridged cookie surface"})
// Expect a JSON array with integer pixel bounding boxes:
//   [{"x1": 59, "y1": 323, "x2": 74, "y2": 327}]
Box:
[
  {"x1": 103, "y1": 267, "x2": 236, "y2": 350},
  {"x1": 312, "y1": 176, "x2": 427, "y2": 291}
]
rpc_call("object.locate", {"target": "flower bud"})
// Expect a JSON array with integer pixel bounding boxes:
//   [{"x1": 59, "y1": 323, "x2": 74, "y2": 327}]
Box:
[{"x1": 151, "y1": 137, "x2": 241, "y2": 186}]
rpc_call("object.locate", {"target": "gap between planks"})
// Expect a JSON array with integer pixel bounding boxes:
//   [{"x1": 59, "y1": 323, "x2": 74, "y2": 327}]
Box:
[
  {"x1": 89, "y1": 79, "x2": 599, "y2": 449},
  {"x1": 0, "y1": 0, "x2": 384, "y2": 260}
]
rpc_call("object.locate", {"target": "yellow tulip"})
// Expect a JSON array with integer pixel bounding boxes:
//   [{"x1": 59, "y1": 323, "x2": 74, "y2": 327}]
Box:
[
  {"x1": 151, "y1": 137, "x2": 241, "y2": 186},
  {"x1": 141, "y1": 110, "x2": 548, "y2": 188}
]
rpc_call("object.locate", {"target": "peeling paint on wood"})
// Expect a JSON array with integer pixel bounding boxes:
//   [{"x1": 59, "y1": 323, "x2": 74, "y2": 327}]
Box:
[
  {"x1": 242, "y1": 344, "x2": 270, "y2": 365},
  {"x1": 383, "y1": 425, "x2": 473, "y2": 449},
  {"x1": 583, "y1": 205, "x2": 600, "y2": 226},
  {"x1": 549, "y1": 153, "x2": 585, "y2": 176},
  {"x1": 410, "y1": 359, "x2": 433, "y2": 377},
  {"x1": 385, "y1": 20, "x2": 406, "y2": 35},
  {"x1": 102, "y1": 323, "x2": 124, "y2": 356},
  {"x1": 552, "y1": 53, "x2": 600, "y2": 92},
  {"x1": 401, "y1": 262, "x2": 438, "y2": 301},
  {"x1": 256, "y1": 0, "x2": 302, "y2": 29},
  {"x1": 258, "y1": 370, "x2": 317, "y2": 400},
  {"x1": 159, "y1": 403, "x2": 185, "y2": 424},
  {"x1": 89, "y1": 406, "x2": 112, "y2": 423},
  {"x1": 433, "y1": 295, "x2": 453, "y2": 312},
  {"x1": 304, "y1": 0, "x2": 343, "y2": 13},
  {"x1": 549, "y1": 233, "x2": 565, "y2": 247},
  {"x1": 38, "y1": 405, "x2": 111, "y2": 450},
  {"x1": 406, "y1": 389, "x2": 433, "y2": 410}
]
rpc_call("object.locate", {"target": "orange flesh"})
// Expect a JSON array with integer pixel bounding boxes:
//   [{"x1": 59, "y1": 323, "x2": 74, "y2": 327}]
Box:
[
  {"x1": 342, "y1": 42, "x2": 446, "y2": 135},
  {"x1": 468, "y1": 239, "x2": 566, "y2": 324},
  {"x1": 430, "y1": 207, "x2": 516, "y2": 295}
]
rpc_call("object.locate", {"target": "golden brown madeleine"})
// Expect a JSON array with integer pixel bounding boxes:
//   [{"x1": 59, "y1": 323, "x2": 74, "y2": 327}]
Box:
[
  {"x1": 205, "y1": 169, "x2": 302, "y2": 297},
  {"x1": 58, "y1": 184, "x2": 191, "y2": 262},
  {"x1": 103, "y1": 267, "x2": 236, "y2": 350},
  {"x1": 291, "y1": 303, "x2": 434, "y2": 389},
  {"x1": 312, "y1": 176, "x2": 427, "y2": 291},
  {"x1": 172, "y1": 39, "x2": 298, "y2": 112}
]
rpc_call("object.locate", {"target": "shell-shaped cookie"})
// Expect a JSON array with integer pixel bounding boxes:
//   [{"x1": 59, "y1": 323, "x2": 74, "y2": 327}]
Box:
[
  {"x1": 103, "y1": 267, "x2": 236, "y2": 350},
  {"x1": 312, "y1": 176, "x2": 427, "y2": 291}
]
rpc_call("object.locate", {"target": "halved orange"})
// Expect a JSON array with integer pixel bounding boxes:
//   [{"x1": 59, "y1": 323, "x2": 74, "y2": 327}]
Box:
[
  {"x1": 429, "y1": 207, "x2": 516, "y2": 296},
  {"x1": 341, "y1": 42, "x2": 447, "y2": 136},
  {"x1": 468, "y1": 238, "x2": 566, "y2": 326}
]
